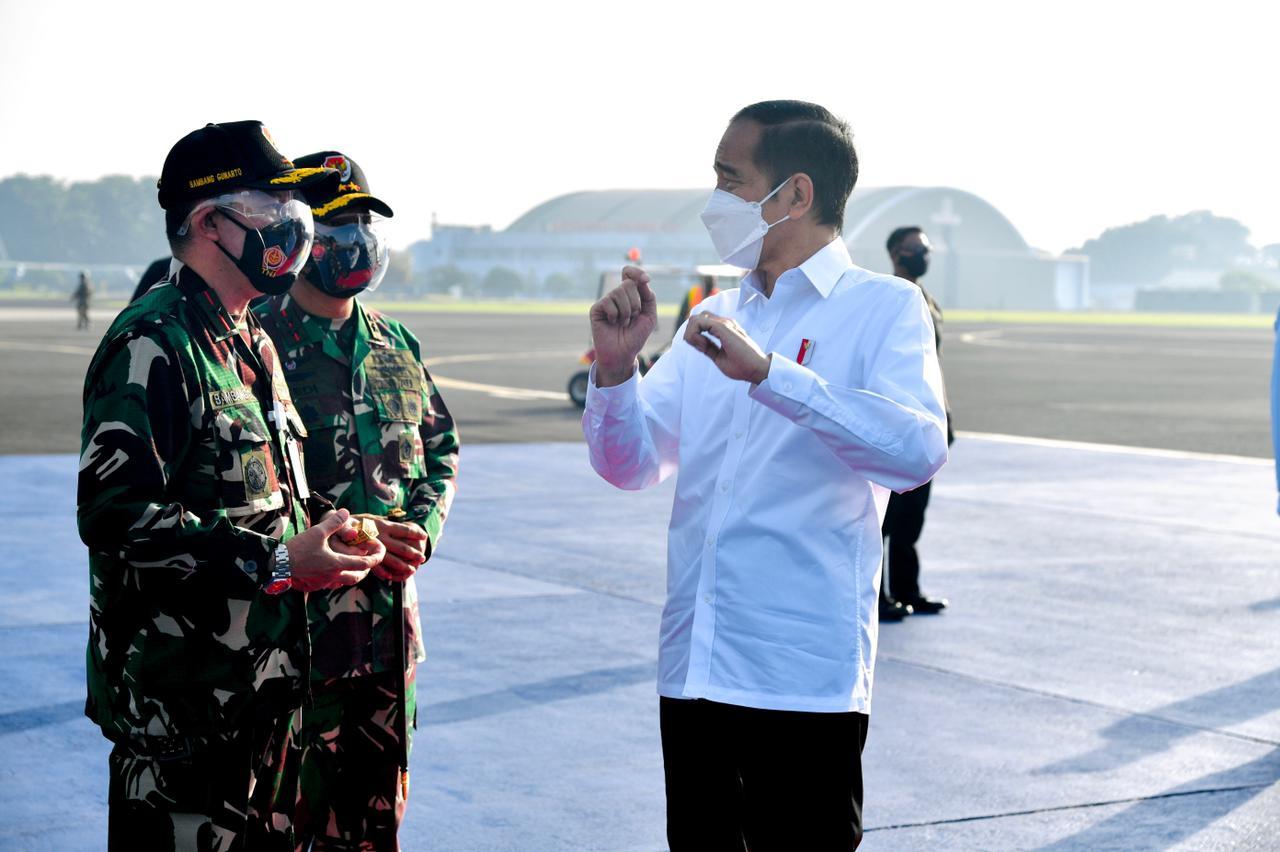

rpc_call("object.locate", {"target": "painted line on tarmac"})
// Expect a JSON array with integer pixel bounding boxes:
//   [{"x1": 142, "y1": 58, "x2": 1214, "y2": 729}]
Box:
[
  {"x1": 960, "y1": 430, "x2": 1271, "y2": 466},
  {"x1": 0, "y1": 308, "x2": 118, "y2": 322},
  {"x1": 424, "y1": 349, "x2": 582, "y2": 402},
  {"x1": 0, "y1": 340, "x2": 97, "y2": 356},
  {"x1": 431, "y1": 375, "x2": 569, "y2": 402},
  {"x1": 956, "y1": 328, "x2": 1261, "y2": 359},
  {"x1": 423, "y1": 349, "x2": 582, "y2": 368}
]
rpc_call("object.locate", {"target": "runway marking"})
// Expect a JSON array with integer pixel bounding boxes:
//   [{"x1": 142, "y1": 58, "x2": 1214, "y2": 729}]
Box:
[
  {"x1": 0, "y1": 308, "x2": 118, "y2": 323},
  {"x1": 431, "y1": 376, "x2": 569, "y2": 402},
  {"x1": 0, "y1": 340, "x2": 97, "y2": 356},
  {"x1": 423, "y1": 349, "x2": 582, "y2": 367},
  {"x1": 956, "y1": 328, "x2": 1264, "y2": 358},
  {"x1": 424, "y1": 349, "x2": 582, "y2": 402},
  {"x1": 960, "y1": 430, "x2": 1271, "y2": 466}
]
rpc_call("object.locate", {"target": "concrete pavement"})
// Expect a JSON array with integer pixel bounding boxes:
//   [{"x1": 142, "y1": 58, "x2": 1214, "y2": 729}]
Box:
[{"x1": 1, "y1": 436, "x2": 1278, "y2": 850}]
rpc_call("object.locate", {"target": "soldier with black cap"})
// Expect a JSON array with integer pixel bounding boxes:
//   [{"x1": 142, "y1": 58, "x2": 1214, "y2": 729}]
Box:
[
  {"x1": 78, "y1": 121, "x2": 389, "y2": 850},
  {"x1": 255, "y1": 151, "x2": 459, "y2": 850}
]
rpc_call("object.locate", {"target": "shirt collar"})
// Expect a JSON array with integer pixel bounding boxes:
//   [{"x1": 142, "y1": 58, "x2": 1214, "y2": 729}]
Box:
[
  {"x1": 737, "y1": 238, "x2": 853, "y2": 307},
  {"x1": 174, "y1": 263, "x2": 240, "y2": 342}
]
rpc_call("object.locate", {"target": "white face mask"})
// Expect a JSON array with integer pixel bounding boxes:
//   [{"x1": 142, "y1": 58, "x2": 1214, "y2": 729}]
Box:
[{"x1": 699, "y1": 177, "x2": 793, "y2": 269}]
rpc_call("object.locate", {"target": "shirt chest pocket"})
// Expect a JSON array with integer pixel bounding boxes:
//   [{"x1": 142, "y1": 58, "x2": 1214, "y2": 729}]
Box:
[
  {"x1": 363, "y1": 349, "x2": 427, "y2": 479},
  {"x1": 213, "y1": 404, "x2": 284, "y2": 517},
  {"x1": 298, "y1": 412, "x2": 348, "y2": 493},
  {"x1": 775, "y1": 331, "x2": 860, "y2": 387}
]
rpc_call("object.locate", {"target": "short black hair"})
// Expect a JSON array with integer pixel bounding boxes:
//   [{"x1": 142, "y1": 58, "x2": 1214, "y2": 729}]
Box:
[
  {"x1": 886, "y1": 226, "x2": 924, "y2": 255},
  {"x1": 731, "y1": 100, "x2": 857, "y2": 231}
]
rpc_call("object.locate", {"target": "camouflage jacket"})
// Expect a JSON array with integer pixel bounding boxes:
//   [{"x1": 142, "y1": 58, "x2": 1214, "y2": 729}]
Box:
[
  {"x1": 78, "y1": 266, "x2": 326, "y2": 743},
  {"x1": 255, "y1": 294, "x2": 459, "y2": 681}
]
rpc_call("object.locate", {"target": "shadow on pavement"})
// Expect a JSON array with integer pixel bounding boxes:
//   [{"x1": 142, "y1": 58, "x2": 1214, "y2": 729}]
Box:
[{"x1": 1034, "y1": 667, "x2": 1280, "y2": 777}]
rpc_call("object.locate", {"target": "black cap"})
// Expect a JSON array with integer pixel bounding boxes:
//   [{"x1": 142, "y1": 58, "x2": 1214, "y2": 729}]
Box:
[
  {"x1": 294, "y1": 151, "x2": 395, "y2": 222},
  {"x1": 157, "y1": 121, "x2": 340, "y2": 210}
]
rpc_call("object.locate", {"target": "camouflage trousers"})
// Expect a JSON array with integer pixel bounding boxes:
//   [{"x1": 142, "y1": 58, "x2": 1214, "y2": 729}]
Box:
[
  {"x1": 107, "y1": 707, "x2": 301, "y2": 852},
  {"x1": 296, "y1": 666, "x2": 418, "y2": 851}
]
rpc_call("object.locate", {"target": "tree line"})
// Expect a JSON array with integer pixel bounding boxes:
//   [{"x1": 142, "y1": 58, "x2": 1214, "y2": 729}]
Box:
[{"x1": 2, "y1": 174, "x2": 1276, "y2": 294}]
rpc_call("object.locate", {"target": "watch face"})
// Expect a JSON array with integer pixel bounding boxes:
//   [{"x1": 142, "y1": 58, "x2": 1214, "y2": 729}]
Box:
[{"x1": 264, "y1": 577, "x2": 293, "y2": 596}]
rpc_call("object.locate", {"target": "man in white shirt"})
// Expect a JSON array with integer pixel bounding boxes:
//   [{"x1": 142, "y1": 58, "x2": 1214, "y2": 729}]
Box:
[{"x1": 583, "y1": 100, "x2": 949, "y2": 850}]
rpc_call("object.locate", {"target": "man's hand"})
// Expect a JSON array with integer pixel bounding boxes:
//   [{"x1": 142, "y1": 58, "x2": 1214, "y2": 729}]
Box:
[
  {"x1": 683, "y1": 312, "x2": 772, "y2": 385},
  {"x1": 589, "y1": 266, "x2": 659, "y2": 387},
  {"x1": 287, "y1": 509, "x2": 385, "y2": 592},
  {"x1": 351, "y1": 513, "x2": 430, "y2": 582}
]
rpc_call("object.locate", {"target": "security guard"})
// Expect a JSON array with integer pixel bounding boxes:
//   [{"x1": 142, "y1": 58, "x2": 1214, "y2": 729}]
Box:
[
  {"x1": 255, "y1": 151, "x2": 459, "y2": 850},
  {"x1": 880, "y1": 225, "x2": 953, "y2": 621},
  {"x1": 78, "y1": 121, "x2": 386, "y2": 850}
]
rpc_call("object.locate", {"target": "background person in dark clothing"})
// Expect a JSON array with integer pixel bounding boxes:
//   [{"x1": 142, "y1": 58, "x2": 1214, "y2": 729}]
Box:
[
  {"x1": 130, "y1": 256, "x2": 171, "y2": 302},
  {"x1": 880, "y1": 226, "x2": 953, "y2": 621},
  {"x1": 71, "y1": 270, "x2": 92, "y2": 329}
]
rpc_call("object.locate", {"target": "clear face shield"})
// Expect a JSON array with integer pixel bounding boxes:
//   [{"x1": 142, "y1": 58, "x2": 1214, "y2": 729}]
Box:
[
  {"x1": 181, "y1": 189, "x2": 316, "y2": 285},
  {"x1": 306, "y1": 214, "x2": 390, "y2": 298}
]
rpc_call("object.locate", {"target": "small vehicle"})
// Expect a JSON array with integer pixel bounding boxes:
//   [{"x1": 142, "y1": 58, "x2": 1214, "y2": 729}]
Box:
[{"x1": 567, "y1": 264, "x2": 742, "y2": 408}]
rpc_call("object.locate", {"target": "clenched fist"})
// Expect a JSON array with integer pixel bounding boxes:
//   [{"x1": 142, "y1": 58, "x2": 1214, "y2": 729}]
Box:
[{"x1": 589, "y1": 266, "x2": 659, "y2": 388}]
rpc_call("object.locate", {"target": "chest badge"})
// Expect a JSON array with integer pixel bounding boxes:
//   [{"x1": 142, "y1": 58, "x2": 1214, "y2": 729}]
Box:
[
  {"x1": 796, "y1": 338, "x2": 816, "y2": 366},
  {"x1": 241, "y1": 448, "x2": 272, "y2": 501},
  {"x1": 398, "y1": 427, "x2": 416, "y2": 467}
]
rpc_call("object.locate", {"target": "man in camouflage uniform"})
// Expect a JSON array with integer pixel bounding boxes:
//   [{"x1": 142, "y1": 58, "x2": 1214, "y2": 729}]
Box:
[
  {"x1": 78, "y1": 122, "x2": 387, "y2": 851},
  {"x1": 255, "y1": 151, "x2": 459, "y2": 850}
]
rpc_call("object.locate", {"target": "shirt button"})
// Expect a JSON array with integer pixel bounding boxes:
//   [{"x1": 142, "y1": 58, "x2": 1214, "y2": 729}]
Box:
[
  {"x1": 703, "y1": 594, "x2": 713, "y2": 604},
  {"x1": 783, "y1": 382, "x2": 794, "y2": 393},
  {"x1": 734, "y1": 430, "x2": 743, "y2": 439},
  {"x1": 706, "y1": 536, "x2": 714, "y2": 547},
  {"x1": 719, "y1": 482, "x2": 729, "y2": 493}
]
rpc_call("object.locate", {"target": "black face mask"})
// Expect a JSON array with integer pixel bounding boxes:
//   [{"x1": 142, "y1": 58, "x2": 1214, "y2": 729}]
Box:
[
  {"x1": 899, "y1": 250, "x2": 929, "y2": 278},
  {"x1": 215, "y1": 212, "x2": 309, "y2": 296}
]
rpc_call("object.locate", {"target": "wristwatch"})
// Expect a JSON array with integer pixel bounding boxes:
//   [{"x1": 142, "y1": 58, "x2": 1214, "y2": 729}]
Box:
[{"x1": 264, "y1": 542, "x2": 294, "y2": 595}]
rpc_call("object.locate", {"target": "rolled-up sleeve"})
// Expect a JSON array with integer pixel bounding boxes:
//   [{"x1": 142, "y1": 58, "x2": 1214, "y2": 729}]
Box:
[
  {"x1": 582, "y1": 337, "x2": 686, "y2": 491},
  {"x1": 748, "y1": 288, "x2": 948, "y2": 493}
]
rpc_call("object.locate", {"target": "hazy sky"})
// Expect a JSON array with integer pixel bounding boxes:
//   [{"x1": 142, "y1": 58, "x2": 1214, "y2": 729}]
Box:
[{"x1": 1, "y1": 0, "x2": 1275, "y2": 254}]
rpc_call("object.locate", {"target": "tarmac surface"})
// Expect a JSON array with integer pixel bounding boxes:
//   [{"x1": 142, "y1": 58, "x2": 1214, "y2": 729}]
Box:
[
  {"x1": 0, "y1": 302, "x2": 1277, "y2": 850},
  {"x1": 2, "y1": 439, "x2": 1278, "y2": 850},
  {"x1": 0, "y1": 302, "x2": 1273, "y2": 456}
]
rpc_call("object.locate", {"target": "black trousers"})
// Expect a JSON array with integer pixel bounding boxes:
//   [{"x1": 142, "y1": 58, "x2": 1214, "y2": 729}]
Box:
[
  {"x1": 881, "y1": 479, "x2": 932, "y2": 602},
  {"x1": 660, "y1": 697, "x2": 869, "y2": 851}
]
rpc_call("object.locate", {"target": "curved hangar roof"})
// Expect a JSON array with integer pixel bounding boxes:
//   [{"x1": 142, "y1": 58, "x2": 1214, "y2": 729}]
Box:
[
  {"x1": 506, "y1": 189, "x2": 709, "y2": 234},
  {"x1": 505, "y1": 186, "x2": 1030, "y2": 253}
]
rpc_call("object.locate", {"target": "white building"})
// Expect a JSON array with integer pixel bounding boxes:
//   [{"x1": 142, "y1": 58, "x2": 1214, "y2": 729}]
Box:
[{"x1": 411, "y1": 185, "x2": 1089, "y2": 310}]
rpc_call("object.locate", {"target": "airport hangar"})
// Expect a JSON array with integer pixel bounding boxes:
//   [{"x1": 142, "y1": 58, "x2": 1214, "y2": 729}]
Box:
[{"x1": 409, "y1": 186, "x2": 1089, "y2": 310}]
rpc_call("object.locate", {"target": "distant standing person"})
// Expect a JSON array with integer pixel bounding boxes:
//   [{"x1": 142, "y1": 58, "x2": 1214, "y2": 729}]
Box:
[
  {"x1": 72, "y1": 270, "x2": 92, "y2": 329},
  {"x1": 879, "y1": 226, "x2": 954, "y2": 621}
]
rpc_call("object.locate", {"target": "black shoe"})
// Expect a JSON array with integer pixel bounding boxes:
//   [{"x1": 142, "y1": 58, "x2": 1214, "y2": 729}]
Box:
[
  {"x1": 879, "y1": 598, "x2": 913, "y2": 622},
  {"x1": 903, "y1": 595, "x2": 947, "y2": 615}
]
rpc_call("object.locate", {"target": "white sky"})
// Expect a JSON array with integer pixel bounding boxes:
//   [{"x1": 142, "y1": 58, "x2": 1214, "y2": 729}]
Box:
[{"x1": 0, "y1": 0, "x2": 1275, "y2": 254}]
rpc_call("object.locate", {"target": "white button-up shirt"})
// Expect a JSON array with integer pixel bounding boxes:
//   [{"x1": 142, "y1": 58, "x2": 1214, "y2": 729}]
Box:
[{"x1": 583, "y1": 238, "x2": 948, "y2": 713}]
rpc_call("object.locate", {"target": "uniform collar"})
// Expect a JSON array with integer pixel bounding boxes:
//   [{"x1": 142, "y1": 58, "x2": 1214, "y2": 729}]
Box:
[
  {"x1": 262, "y1": 293, "x2": 386, "y2": 353},
  {"x1": 738, "y1": 238, "x2": 853, "y2": 307},
  {"x1": 174, "y1": 263, "x2": 241, "y2": 342}
]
